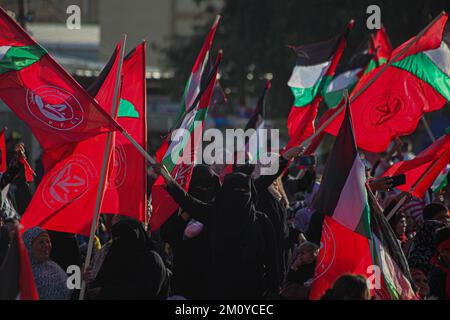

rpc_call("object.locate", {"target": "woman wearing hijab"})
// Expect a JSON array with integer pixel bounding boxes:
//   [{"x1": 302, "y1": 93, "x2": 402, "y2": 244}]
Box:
[
  {"x1": 233, "y1": 151, "x2": 299, "y2": 284},
  {"x1": 408, "y1": 203, "x2": 450, "y2": 274},
  {"x1": 23, "y1": 226, "x2": 73, "y2": 300},
  {"x1": 160, "y1": 164, "x2": 220, "y2": 299},
  {"x1": 89, "y1": 219, "x2": 170, "y2": 299},
  {"x1": 157, "y1": 169, "x2": 277, "y2": 299}
]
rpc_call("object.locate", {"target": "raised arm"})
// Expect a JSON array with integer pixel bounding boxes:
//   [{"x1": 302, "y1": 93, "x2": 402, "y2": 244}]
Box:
[
  {"x1": 152, "y1": 163, "x2": 213, "y2": 225},
  {"x1": 165, "y1": 180, "x2": 212, "y2": 225},
  {"x1": 255, "y1": 146, "x2": 304, "y2": 190}
]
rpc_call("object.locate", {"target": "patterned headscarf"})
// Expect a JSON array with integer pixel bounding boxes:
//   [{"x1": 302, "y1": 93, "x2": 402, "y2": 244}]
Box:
[
  {"x1": 23, "y1": 227, "x2": 72, "y2": 300},
  {"x1": 408, "y1": 220, "x2": 446, "y2": 275}
]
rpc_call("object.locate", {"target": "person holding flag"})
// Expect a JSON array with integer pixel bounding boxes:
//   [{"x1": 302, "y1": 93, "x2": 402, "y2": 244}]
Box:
[{"x1": 153, "y1": 144, "x2": 304, "y2": 299}]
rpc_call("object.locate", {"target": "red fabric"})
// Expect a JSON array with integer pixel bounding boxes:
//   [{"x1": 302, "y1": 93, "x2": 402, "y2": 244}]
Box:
[
  {"x1": 0, "y1": 8, "x2": 119, "y2": 153},
  {"x1": 309, "y1": 216, "x2": 373, "y2": 300},
  {"x1": 303, "y1": 104, "x2": 342, "y2": 155},
  {"x1": 390, "y1": 13, "x2": 447, "y2": 61},
  {"x1": 155, "y1": 138, "x2": 169, "y2": 164},
  {"x1": 20, "y1": 41, "x2": 123, "y2": 236},
  {"x1": 191, "y1": 17, "x2": 219, "y2": 74},
  {"x1": 100, "y1": 43, "x2": 147, "y2": 223},
  {"x1": 150, "y1": 56, "x2": 219, "y2": 231},
  {"x1": 324, "y1": 67, "x2": 447, "y2": 152},
  {"x1": 285, "y1": 97, "x2": 320, "y2": 150},
  {"x1": 219, "y1": 163, "x2": 233, "y2": 183},
  {"x1": 382, "y1": 134, "x2": 450, "y2": 198},
  {"x1": 0, "y1": 129, "x2": 6, "y2": 173},
  {"x1": 286, "y1": 21, "x2": 350, "y2": 150},
  {"x1": 370, "y1": 26, "x2": 393, "y2": 62},
  {"x1": 323, "y1": 15, "x2": 448, "y2": 153},
  {"x1": 18, "y1": 158, "x2": 35, "y2": 183},
  {"x1": 16, "y1": 230, "x2": 39, "y2": 300}
]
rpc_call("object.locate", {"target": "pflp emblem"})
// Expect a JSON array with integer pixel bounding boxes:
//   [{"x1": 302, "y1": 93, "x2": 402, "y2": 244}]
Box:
[
  {"x1": 27, "y1": 86, "x2": 84, "y2": 131},
  {"x1": 313, "y1": 218, "x2": 337, "y2": 280},
  {"x1": 42, "y1": 155, "x2": 96, "y2": 210},
  {"x1": 107, "y1": 141, "x2": 127, "y2": 190}
]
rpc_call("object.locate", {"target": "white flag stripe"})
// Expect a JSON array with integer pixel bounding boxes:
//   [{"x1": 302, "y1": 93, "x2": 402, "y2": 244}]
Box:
[
  {"x1": 332, "y1": 156, "x2": 367, "y2": 231},
  {"x1": 424, "y1": 41, "x2": 450, "y2": 77},
  {"x1": 288, "y1": 61, "x2": 330, "y2": 88}
]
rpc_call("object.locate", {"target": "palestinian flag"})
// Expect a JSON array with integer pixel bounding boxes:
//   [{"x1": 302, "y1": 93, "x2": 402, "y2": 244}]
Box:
[
  {"x1": 285, "y1": 20, "x2": 353, "y2": 149},
  {"x1": 0, "y1": 228, "x2": 39, "y2": 300},
  {"x1": 150, "y1": 52, "x2": 221, "y2": 231},
  {"x1": 154, "y1": 15, "x2": 219, "y2": 172},
  {"x1": 100, "y1": 43, "x2": 148, "y2": 223},
  {"x1": 382, "y1": 132, "x2": 450, "y2": 198},
  {"x1": 0, "y1": 128, "x2": 6, "y2": 173},
  {"x1": 245, "y1": 81, "x2": 271, "y2": 161},
  {"x1": 309, "y1": 101, "x2": 373, "y2": 299},
  {"x1": 0, "y1": 7, "x2": 119, "y2": 152},
  {"x1": 323, "y1": 40, "x2": 373, "y2": 108},
  {"x1": 324, "y1": 13, "x2": 450, "y2": 153},
  {"x1": 20, "y1": 41, "x2": 123, "y2": 236},
  {"x1": 174, "y1": 15, "x2": 220, "y2": 124},
  {"x1": 368, "y1": 190, "x2": 418, "y2": 300},
  {"x1": 307, "y1": 28, "x2": 392, "y2": 153},
  {"x1": 219, "y1": 81, "x2": 271, "y2": 181}
]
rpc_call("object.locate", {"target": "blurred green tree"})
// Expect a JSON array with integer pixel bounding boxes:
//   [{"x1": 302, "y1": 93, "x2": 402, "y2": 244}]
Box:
[{"x1": 165, "y1": 0, "x2": 450, "y2": 120}]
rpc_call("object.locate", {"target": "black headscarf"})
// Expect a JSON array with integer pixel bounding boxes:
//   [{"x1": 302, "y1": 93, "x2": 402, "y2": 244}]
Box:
[
  {"x1": 188, "y1": 164, "x2": 220, "y2": 203},
  {"x1": 92, "y1": 219, "x2": 170, "y2": 299},
  {"x1": 93, "y1": 219, "x2": 152, "y2": 287},
  {"x1": 211, "y1": 173, "x2": 257, "y2": 250}
]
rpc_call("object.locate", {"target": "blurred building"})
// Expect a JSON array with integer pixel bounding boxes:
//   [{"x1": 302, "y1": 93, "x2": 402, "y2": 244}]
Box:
[{"x1": 0, "y1": 0, "x2": 224, "y2": 159}]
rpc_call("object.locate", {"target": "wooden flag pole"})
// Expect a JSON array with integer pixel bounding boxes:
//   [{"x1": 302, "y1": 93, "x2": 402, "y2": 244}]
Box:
[
  {"x1": 298, "y1": 12, "x2": 446, "y2": 150},
  {"x1": 79, "y1": 34, "x2": 127, "y2": 300},
  {"x1": 385, "y1": 150, "x2": 448, "y2": 221}
]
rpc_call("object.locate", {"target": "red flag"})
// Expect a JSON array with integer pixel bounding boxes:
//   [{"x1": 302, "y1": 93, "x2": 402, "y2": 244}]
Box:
[
  {"x1": 369, "y1": 26, "x2": 393, "y2": 66},
  {"x1": 0, "y1": 7, "x2": 119, "y2": 153},
  {"x1": 0, "y1": 128, "x2": 6, "y2": 173},
  {"x1": 18, "y1": 158, "x2": 35, "y2": 183},
  {"x1": 20, "y1": 41, "x2": 123, "y2": 236},
  {"x1": 309, "y1": 216, "x2": 373, "y2": 299},
  {"x1": 0, "y1": 228, "x2": 39, "y2": 300},
  {"x1": 285, "y1": 96, "x2": 321, "y2": 150},
  {"x1": 382, "y1": 133, "x2": 450, "y2": 198},
  {"x1": 303, "y1": 105, "x2": 341, "y2": 155},
  {"x1": 324, "y1": 13, "x2": 449, "y2": 152},
  {"x1": 100, "y1": 43, "x2": 147, "y2": 223}
]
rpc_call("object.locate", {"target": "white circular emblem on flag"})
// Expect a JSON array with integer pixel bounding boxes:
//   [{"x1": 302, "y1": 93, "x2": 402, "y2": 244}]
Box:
[
  {"x1": 107, "y1": 141, "x2": 127, "y2": 190},
  {"x1": 42, "y1": 155, "x2": 96, "y2": 210},
  {"x1": 313, "y1": 219, "x2": 336, "y2": 280},
  {"x1": 26, "y1": 86, "x2": 84, "y2": 131}
]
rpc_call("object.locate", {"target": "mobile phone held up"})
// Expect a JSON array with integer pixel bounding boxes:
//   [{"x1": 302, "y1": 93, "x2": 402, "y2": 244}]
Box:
[
  {"x1": 390, "y1": 174, "x2": 406, "y2": 188},
  {"x1": 297, "y1": 155, "x2": 316, "y2": 166}
]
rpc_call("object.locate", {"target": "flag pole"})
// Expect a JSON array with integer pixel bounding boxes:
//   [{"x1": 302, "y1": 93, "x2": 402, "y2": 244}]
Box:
[
  {"x1": 421, "y1": 116, "x2": 436, "y2": 142},
  {"x1": 299, "y1": 12, "x2": 446, "y2": 150},
  {"x1": 79, "y1": 34, "x2": 127, "y2": 300},
  {"x1": 386, "y1": 150, "x2": 448, "y2": 221}
]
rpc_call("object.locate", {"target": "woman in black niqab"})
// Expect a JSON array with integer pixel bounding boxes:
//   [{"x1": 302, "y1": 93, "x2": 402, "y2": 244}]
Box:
[
  {"x1": 164, "y1": 171, "x2": 279, "y2": 299},
  {"x1": 89, "y1": 219, "x2": 170, "y2": 299},
  {"x1": 160, "y1": 164, "x2": 220, "y2": 299}
]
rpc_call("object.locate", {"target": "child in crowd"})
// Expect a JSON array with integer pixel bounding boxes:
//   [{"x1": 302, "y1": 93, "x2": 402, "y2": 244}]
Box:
[{"x1": 280, "y1": 241, "x2": 319, "y2": 300}]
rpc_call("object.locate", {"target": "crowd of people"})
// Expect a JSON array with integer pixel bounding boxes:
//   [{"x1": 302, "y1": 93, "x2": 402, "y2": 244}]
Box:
[{"x1": 0, "y1": 134, "x2": 449, "y2": 300}]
